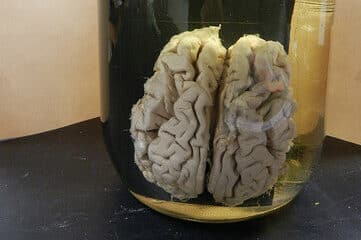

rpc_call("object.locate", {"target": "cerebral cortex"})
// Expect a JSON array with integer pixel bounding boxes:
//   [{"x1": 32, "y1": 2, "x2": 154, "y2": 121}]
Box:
[
  {"x1": 208, "y1": 36, "x2": 296, "y2": 206},
  {"x1": 130, "y1": 27, "x2": 226, "y2": 200},
  {"x1": 130, "y1": 27, "x2": 296, "y2": 205}
]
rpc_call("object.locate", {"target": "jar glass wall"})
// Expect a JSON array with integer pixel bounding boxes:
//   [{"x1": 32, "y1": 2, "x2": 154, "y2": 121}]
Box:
[{"x1": 100, "y1": 0, "x2": 335, "y2": 222}]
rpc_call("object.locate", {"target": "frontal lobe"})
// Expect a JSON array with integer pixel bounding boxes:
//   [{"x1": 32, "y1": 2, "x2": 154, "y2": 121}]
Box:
[
  {"x1": 130, "y1": 27, "x2": 226, "y2": 200},
  {"x1": 208, "y1": 36, "x2": 296, "y2": 206}
]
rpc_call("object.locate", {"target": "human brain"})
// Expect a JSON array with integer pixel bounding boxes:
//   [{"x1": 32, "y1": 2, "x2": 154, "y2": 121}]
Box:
[{"x1": 130, "y1": 27, "x2": 296, "y2": 205}]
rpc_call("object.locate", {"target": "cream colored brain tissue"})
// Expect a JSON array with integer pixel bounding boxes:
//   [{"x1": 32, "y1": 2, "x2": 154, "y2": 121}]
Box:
[{"x1": 130, "y1": 26, "x2": 296, "y2": 205}]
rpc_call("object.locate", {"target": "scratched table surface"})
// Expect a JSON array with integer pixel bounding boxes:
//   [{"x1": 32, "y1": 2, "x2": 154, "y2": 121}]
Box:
[{"x1": 1, "y1": 119, "x2": 361, "y2": 240}]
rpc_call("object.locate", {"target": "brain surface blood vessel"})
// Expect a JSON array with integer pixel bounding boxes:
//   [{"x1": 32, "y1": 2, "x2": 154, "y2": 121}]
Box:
[
  {"x1": 130, "y1": 27, "x2": 227, "y2": 200},
  {"x1": 208, "y1": 36, "x2": 296, "y2": 206},
  {"x1": 130, "y1": 27, "x2": 296, "y2": 205}
]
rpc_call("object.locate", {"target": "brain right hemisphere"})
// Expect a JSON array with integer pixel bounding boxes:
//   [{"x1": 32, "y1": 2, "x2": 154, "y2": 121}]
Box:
[
  {"x1": 208, "y1": 36, "x2": 296, "y2": 206},
  {"x1": 130, "y1": 27, "x2": 226, "y2": 200}
]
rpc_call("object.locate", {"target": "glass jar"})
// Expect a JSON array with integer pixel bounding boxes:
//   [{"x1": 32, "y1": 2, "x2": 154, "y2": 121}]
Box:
[{"x1": 100, "y1": 0, "x2": 335, "y2": 222}]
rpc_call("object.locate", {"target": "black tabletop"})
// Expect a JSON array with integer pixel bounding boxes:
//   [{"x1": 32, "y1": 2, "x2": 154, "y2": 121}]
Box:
[{"x1": 1, "y1": 119, "x2": 361, "y2": 240}]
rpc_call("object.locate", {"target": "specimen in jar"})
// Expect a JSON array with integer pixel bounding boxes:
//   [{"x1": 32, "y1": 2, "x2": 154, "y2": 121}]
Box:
[{"x1": 130, "y1": 27, "x2": 296, "y2": 205}]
